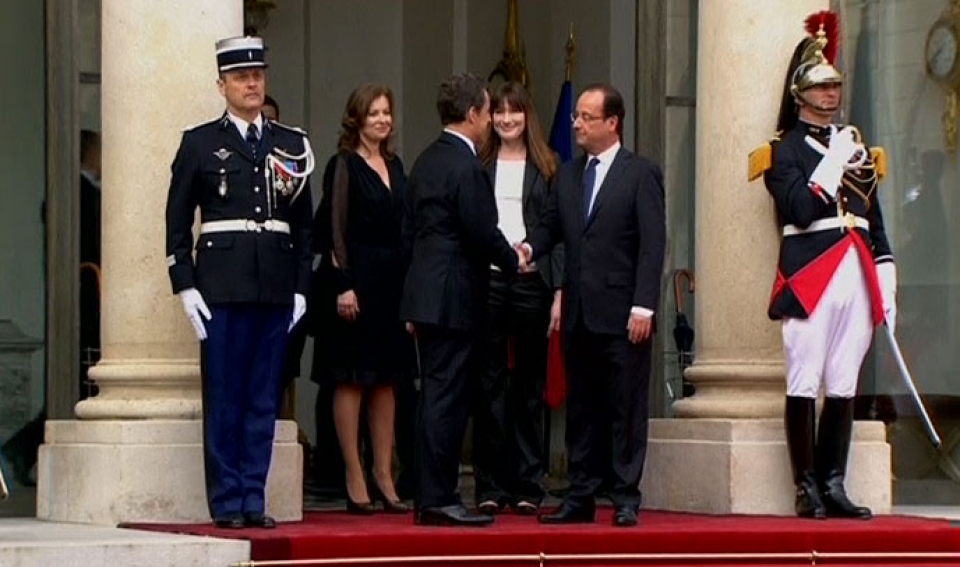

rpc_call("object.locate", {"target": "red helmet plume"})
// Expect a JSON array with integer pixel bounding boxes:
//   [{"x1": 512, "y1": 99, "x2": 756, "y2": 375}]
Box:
[{"x1": 805, "y1": 10, "x2": 839, "y2": 64}]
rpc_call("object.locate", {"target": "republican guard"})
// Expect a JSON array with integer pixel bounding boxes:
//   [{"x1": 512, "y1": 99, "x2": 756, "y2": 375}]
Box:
[
  {"x1": 750, "y1": 11, "x2": 896, "y2": 520},
  {"x1": 165, "y1": 36, "x2": 314, "y2": 529}
]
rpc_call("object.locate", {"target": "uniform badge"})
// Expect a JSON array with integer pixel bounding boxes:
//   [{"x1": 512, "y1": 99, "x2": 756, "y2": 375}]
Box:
[{"x1": 213, "y1": 148, "x2": 233, "y2": 161}]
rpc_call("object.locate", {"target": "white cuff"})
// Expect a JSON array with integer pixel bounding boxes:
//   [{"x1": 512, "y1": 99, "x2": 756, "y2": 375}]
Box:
[{"x1": 631, "y1": 306, "x2": 654, "y2": 318}]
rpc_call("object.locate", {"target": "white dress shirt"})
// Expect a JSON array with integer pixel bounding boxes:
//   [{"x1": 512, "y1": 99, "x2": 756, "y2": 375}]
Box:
[
  {"x1": 584, "y1": 141, "x2": 621, "y2": 216},
  {"x1": 226, "y1": 111, "x2": 264, "y2": 140}
]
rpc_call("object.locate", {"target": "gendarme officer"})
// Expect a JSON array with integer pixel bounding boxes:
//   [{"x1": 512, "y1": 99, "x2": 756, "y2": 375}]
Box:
[{"x1": 164, "y1": 36, "x2": 314, "y2": 529}]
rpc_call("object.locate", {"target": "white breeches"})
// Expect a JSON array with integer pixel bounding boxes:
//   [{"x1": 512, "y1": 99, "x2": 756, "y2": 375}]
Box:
[{"x1": 782, "y1": 247, "x2": 874, "y2": 399}]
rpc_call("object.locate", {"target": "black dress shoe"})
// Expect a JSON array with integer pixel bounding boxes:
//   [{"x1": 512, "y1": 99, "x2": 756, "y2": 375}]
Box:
[
  {"x1": 244, "y1": 513, "x2": 277, "y2": 529},
  {"x1": 213, "y1": 515, "x2": 245, "y2": 529},
  {"x1": 613, "y1": 507, "x2": 639, "y2": 527},
  {"x1": 538, "y1": 501, "x2": 595, "y2": 524},
  {"x1": 416, "y1": 504, "x2": 494, "y2": 527}
]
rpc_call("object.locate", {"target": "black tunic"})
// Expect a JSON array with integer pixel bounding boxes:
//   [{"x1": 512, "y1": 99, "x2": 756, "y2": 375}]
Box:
[
  {"x1": 312, "y1": 150, "x2": 413, "y2": 385},
  {"x1": 763, "y1": 121, "x2": 893, "y2": 321}
]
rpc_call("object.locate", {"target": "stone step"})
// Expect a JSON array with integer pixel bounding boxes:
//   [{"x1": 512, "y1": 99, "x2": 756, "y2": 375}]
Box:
[{"x1": 0, "y1": 519, "x2": 248, "y2": 567}]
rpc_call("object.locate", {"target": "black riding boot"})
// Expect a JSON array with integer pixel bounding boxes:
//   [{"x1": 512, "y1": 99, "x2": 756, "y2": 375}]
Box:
[
  {"x1": 816, "y1": 397, "x2": 872, "y2": 519},
  {"x1": 785, "y1": 396, "x2": 826, "y2": 519}
]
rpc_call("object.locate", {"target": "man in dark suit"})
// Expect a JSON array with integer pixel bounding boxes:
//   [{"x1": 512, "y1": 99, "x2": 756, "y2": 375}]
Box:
[
  {"x1": 80, "y1": 129, "x2": 102, "y2": 398},
  {"x1": 521, "y1": 83, "x2": 666, "y2": 527},
  {"x1": 165, "y1": 36, "x2": 313, "y2": 529},
  {"x1": 401, "y1": 73, "x2": 520, "y2": 527}
]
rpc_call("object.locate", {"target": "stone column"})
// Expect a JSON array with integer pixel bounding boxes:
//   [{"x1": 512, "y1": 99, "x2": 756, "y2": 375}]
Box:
[
  {"x1": 641, "y1": 0, "x2": 891, "y2": 514},
  {"x1": 37, "y1": 0, "x2": 302, "y2": 525}
]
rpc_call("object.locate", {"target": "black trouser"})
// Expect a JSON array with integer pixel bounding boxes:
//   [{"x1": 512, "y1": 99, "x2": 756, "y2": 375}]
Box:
[
  {"x1": 473, "y1": 272, "x2": 551, "y2": 505},
  {"x1": 79, "y1": 268, "x2": 100, "y2": 398},
  {"x1": 564, "y1": 325, "x2": 652, "y2": 511},
  {"x1": 395, "y1": 369, "x2": 419, "y2": 500},
  {"x1": 415, "y1": 324, "x2": 478, "y2": 508}
]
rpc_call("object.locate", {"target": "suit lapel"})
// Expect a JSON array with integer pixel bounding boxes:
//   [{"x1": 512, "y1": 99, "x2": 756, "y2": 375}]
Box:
[
  {"x1": 570, "y1": 155, "x2": 588, "y2": 232},
  {"x1": 521, "y1": 158, "x2": 536, "y2": 211},
  {"x1": 584, "y1": 148, "x2": 626, "y2": 230},
  {"x1": 486, "y1": 160, "x2": 498, "y2": 197}
]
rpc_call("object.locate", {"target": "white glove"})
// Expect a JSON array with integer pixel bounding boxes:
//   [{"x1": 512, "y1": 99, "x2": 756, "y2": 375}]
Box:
[
  {"x1": 809, "y1": 126, "x2": 861, "y2": 199},
  {"x1": 179, "y1": 288, "x2": 212, "y2": 341},
  {"x1": 876, "y1": 262, "x2": 897, "y2": 332},
  {"x1": 289, "y1": 293, "x2": 307, "y2": 332},
  {"x1": 831, "y1": 126, "x2": 864, "y2": 165}
]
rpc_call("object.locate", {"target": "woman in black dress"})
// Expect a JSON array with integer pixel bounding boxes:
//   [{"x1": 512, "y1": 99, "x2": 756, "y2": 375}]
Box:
[{"x1": 313, "y1": 85, "x2": 410, "y2": 513}]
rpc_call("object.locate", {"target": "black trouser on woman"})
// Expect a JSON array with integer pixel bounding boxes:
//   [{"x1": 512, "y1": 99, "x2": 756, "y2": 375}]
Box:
[{"x1": 472, "y1": 271, "x2": 551, "y2": 508}]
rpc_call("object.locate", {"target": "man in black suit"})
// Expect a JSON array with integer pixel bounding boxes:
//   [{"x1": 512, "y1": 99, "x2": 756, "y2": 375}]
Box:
[
  {"x1": 401, "y1": 73, "x2": 520, "y2": 527},
  {"x1": 80, "y1": 129, "x2": 102, "y2": 398},
  {"x1": 165, "y1": 37, "x2": 313, "y2": 529},
  {"x1": 521, "y1": 83, "x2": 666, "y2": 527}
]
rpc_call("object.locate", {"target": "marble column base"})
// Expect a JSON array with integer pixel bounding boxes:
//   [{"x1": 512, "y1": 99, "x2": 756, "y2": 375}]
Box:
[
  {"x1": 37, "y1": 420, "x2": 302, "y2": 525},
  {"x1": 640, "y1": 418, "x2": 891, "y2": 515}
]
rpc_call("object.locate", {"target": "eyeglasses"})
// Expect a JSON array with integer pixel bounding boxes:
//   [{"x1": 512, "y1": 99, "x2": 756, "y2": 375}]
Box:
[{"x1": 571, "y1": 112, "x2": 605, "y2": 123}]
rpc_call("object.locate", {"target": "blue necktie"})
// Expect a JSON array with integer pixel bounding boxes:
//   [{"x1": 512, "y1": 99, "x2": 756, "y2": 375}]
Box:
[
  {"x1": 245, "y1": 123, "x2": 259, "y2": 157},
  {"x1": 582, "y1": 157, "x2": 600, "y2": 222}
]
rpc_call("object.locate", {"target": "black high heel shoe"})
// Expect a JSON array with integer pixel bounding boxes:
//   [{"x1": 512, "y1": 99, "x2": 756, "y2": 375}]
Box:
[
  {"x1": 346, "y1": 495, "x2": 376, "y2": 515},
  {"x1": 345, "y1": 480, "x2": 375, "y2": 515},
  {"x1": 371, "y1": 484, "x2": 410, "y2": 514}
]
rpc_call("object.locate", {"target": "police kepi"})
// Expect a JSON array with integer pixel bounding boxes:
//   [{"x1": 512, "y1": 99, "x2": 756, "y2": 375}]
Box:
[{"x1": 164, "y1": 35, "x2": 314, "y2": 530}]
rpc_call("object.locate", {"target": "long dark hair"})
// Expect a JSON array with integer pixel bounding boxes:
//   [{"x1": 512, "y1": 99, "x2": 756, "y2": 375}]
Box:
[
  {"x1": 337, "y1": 84, "x2": 396, "y2": 159},
  {"x1": 480, "y1": 82, "x2": 557, "y2": 181}
]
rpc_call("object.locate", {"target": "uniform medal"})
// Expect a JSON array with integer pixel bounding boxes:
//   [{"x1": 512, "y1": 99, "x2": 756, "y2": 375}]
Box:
[
  {"x1": 218, "y1": 168, "x2": 229, "y2": 198},
  {"x1": 213, "y1": 148, "x2": 233, "y2": 198}
]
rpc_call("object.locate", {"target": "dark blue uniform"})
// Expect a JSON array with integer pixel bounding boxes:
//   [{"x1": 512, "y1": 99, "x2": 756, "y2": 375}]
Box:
[
  {"x1": 165, "y1": 113, "x2": 313, "y2": 521},
  {"x1": 764, "y1": 121, "x2": 893, "y2": 321}
]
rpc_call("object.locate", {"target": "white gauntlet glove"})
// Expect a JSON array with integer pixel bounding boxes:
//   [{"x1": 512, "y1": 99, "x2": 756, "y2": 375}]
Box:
[
  {"x1": 179, "y1": 288, "x2": 212, "y2": 340},
  {"x1": 809, "y1": 126, "x2": 863, "y2": 199},
  {"x1": 289, "y1": 293, "x2": 307, "y2": 332},
  {"x1": 876, "y1": 262, "x2": 897, "y2": 332}
]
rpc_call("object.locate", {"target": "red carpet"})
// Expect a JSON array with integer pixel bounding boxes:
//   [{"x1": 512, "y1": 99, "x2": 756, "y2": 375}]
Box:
[{"x1": 126, "y1": 508, "x2": 960, "y2": 566}]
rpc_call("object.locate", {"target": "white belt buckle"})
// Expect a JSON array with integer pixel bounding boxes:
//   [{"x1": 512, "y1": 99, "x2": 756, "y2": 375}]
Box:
[
  {"x1": 245, "y1": 220, "x2": 257, "y2": 231},
  {"x1": 263, "y1": 219, "x2": 275, "y2": 231}
]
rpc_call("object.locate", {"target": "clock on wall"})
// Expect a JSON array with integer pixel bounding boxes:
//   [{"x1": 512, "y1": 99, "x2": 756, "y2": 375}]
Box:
[
  {"x1": 926, "y1": 2, "x2": 960, "y2": 152},
  {"x1": 926, "y1": 19, "x2": 959, "y2": 83}
]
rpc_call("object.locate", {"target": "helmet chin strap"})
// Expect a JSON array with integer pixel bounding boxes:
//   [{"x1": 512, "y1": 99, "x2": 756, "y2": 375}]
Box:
[{"x1": 797, "y1": 92, "x2": 839, "y2": 115}]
